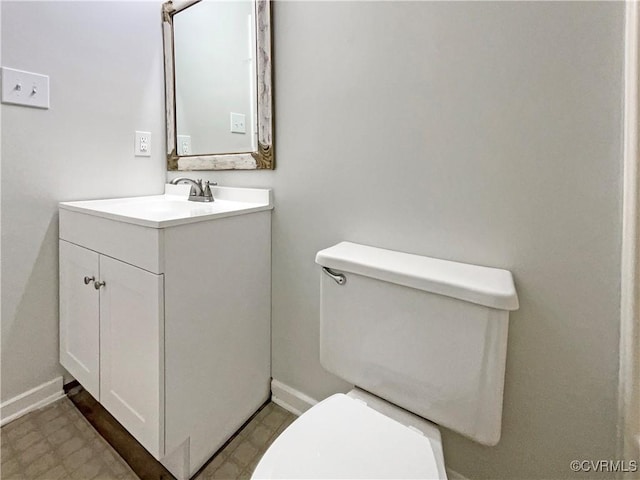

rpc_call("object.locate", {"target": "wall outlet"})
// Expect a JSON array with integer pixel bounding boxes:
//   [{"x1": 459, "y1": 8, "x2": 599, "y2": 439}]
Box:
[
  {"x1": 177, "y1": 135, "x2": 192, "y2": 155},
  {"x1": 135, "y1": 131, "x2": 151, "y2": 157},
  {"x1": 230, "y1": 112, "x2": 246, "y2": 134},
  {"x1": 1, "y1": 67, "x2": 50, "y2": 109}
]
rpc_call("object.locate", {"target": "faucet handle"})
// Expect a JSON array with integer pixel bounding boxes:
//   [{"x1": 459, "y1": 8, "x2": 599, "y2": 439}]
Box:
[{"x1": 202, "y1": 180, "x2": 215, "y2": 202}]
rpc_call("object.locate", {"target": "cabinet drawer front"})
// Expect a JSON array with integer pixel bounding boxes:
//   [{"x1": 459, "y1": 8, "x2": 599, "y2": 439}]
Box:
[
  {"x1": 99, "y1": 255, "x2": 164, "y2": 459},
  {"x1": 59, "y1": 241, "x2": 100, "y2": 398},
  {"x1": 59, "y1": 209, "x2": 164, "y2": 274}
]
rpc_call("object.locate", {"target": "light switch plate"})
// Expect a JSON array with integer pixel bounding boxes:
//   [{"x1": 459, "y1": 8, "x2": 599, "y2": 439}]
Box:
[
  {"x1": 135, "y1": 131, "x2": 151, "y2": 157},
  {"x1": 230, "y1": 112, "x2": 246, "y2": 134},
  {"x1": 1, "y1": 67, "x2": 50, "y2": 109}
]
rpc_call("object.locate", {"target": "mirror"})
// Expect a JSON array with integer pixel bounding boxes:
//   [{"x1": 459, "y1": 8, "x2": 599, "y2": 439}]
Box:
[{"x1": 162, "y1": 0, "x2": 273, "y2": 170}]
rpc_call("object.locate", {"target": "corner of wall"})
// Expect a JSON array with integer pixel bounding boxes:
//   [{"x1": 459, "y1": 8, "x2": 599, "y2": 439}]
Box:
[
  {"x1": 270, "y1": 379, "x2": 317, "y2": 416},
  {"x1": 618, "y1": 0, "x2": 640, "y2": 468}
]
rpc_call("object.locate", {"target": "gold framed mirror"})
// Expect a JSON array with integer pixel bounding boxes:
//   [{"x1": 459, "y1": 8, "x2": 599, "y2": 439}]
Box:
[{"x1": 162, "y1": 0, "x2": 273, "y2": 170}]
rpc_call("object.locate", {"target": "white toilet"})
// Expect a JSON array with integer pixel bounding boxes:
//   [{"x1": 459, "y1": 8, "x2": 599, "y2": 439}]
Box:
[{"x1": 253, "y1": 242, "x2": 519, "y2": 479}]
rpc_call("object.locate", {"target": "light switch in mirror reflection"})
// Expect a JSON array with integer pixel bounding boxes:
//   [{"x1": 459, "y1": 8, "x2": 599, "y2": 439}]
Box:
[{"x1": 163, "y1": 0, "x2": 274, "y2": 171}]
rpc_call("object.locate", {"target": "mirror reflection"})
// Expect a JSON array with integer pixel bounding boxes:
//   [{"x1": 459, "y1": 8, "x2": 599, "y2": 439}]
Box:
[{"x1": 173, "y1": 1, "x2": 256, "y2": 156}]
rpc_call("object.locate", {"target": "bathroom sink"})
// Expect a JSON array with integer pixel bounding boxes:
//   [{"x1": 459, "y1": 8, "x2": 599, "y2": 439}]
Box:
[{"x1": 59, "y1": 184, "x2": 273, "y2": 228}]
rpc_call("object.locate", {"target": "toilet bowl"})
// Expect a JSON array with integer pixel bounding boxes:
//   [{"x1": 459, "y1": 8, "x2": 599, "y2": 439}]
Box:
[
  {"x1": 253, "y1": 242, "x2": 519, "y2": 479},
  {"x1": 252, "y1": 390, "x2": 447, "y2": 480}
]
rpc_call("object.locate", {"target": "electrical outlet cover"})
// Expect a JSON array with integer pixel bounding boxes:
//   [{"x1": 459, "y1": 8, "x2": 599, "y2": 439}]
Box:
[
  {"x1": 135, "y1": 131, "x2": 151, "y2": 157},
  {"x1": 177, "y1": 135, "x2": 192, "y2": 155}
]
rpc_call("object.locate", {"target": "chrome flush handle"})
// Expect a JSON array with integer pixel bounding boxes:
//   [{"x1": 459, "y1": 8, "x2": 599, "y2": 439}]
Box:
[{"x1": 322, "y1": 267, "x2": 346, "y2": 285}]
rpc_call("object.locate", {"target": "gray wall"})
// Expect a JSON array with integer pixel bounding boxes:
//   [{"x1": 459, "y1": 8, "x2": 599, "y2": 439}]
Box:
[
  {"x1": 1, "y1": 1, "x2": 166, "y2": 402},
  {"x1": 1, "y1": 1, "x2": 625, "y2": 479},
  {"x1": 202, "y1": 2, "x2": 625, "y2": 478}
]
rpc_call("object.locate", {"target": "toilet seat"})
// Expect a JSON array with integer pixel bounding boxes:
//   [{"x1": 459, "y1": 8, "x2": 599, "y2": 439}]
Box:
[{"x1": 251, "y1": 394, "x2": 446, "y2": 479}]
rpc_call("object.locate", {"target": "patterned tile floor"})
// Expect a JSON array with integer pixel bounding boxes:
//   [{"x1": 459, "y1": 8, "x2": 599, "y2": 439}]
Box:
[
  {"x1": 1, "y1": 398, "x2": 137, "y2": 480},
  {"x1": 196, "y1": 402, "x2": 295, "y2": 479},
  {"x1": 0, "y1": 397, "x2": 296, "y2": 480}
]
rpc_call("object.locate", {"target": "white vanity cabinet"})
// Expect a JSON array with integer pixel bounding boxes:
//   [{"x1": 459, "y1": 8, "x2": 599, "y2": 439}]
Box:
[
  {"x1": 58, "y1": 187, "x2": 272, "y2": 480},
  {"x1": 59, "y1": 241, "x2": 101, "y2": 398},
  {"x1": 99, "y1": 253, "x2": 164, "y2": 458},
  {"x1": 59, "y1": 240, "x2": 164, "y2": 457}
]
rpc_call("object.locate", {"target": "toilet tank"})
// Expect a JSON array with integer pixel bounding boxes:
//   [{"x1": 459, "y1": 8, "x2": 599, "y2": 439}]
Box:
[{"x1": 315, "y1": 242, "x2": 519, "y2": 446}]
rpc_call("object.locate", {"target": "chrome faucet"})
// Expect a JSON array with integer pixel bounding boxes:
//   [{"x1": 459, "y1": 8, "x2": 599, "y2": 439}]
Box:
[{"x1": 169, "y1": 177, "x2": 217, "y2": 202}]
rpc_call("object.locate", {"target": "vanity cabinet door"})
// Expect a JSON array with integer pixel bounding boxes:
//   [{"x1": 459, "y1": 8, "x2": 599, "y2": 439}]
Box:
[
  {"x1": 98, "y1": 255, "x2": 164, "y2": 459},
  {"x1": 59, "y1": 240, "x2": 100, "y2": 399}
]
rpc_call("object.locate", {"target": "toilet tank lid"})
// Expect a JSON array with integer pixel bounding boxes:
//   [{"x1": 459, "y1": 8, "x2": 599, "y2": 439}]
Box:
[{"x1": 315, "y1": 242, "x2": 519, "y2": 311}]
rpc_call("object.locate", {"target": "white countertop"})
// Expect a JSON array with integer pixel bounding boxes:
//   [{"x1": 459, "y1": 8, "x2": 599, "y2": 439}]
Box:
[{"x1": 59, "y1": 185, "x2": 273, "y2": 228}]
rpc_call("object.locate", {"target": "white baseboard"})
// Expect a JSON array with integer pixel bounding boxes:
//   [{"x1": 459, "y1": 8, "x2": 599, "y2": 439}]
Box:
[
  {"x1": 446, "y1": 468, "x2": 469, "y2": 480},
  {"x1": 0, "y1": 376, "x2": 65, "y2": 426},
  {"x1": 271, "y1": 379, "x2": 318, "y2": 416}
]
